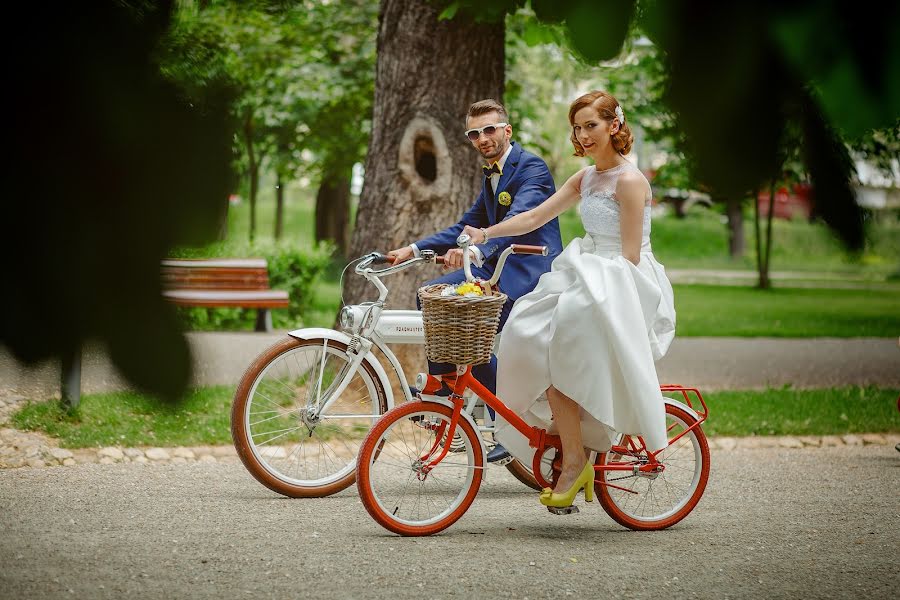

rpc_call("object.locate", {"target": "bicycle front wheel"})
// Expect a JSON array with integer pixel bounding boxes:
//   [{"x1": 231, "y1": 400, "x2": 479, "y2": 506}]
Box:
[
  {"x1": 596, "y1": 403, "x2": 710, "y2": 530},
  {"x1": 357, "y1": 401, "x2": 483, "y2": 536},
  {"x1": 232, "y1": 336, "x2": 387, "y2": 497}
]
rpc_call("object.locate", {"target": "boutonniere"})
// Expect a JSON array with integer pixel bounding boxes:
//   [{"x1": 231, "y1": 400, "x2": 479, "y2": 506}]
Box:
[{"x1": 498, "y1": 191, "x2": 512, "y2": 206}]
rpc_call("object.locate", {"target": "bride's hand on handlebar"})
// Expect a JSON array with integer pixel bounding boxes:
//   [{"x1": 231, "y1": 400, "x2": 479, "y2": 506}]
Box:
[
  {"x1": 462, "y1": 225, "x2": 486, "y2": 244},
  {"x1": 387, "y1": 246, "x2": 414, "y2": 266}
]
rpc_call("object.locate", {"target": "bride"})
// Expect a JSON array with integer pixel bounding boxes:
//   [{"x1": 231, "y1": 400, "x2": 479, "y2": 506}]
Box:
[{"x1": 462, "y1": 90, "x2": 676, "y2": 510}]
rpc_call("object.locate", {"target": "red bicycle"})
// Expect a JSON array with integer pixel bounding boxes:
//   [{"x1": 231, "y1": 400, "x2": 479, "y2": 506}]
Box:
[{"x1": 356, "y1": 237, "x2": 710, "y2": 536}]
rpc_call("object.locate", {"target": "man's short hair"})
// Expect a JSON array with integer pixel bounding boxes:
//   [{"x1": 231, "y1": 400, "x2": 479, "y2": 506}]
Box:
[{"x1": 467, "y1": 99, "x2": 508, "y2": 123}]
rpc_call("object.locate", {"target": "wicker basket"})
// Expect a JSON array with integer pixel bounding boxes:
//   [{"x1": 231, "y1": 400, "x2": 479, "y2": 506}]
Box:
[{"x1": 418, "y1": 283, "x2": 507, "y2": 365}]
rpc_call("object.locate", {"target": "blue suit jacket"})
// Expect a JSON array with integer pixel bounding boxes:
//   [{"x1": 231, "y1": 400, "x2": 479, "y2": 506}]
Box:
[{"x1": 415, "y1": 142, "x2": 563, "y2": 302}]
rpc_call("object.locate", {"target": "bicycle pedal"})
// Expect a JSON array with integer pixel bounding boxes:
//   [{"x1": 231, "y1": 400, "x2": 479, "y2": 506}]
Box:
[
  {"x1": 547, "y1": 505, "x2": 579, "y2": 516},
  {"x1": 492, "y1": 455, "x2": 514, "y2": 466}
]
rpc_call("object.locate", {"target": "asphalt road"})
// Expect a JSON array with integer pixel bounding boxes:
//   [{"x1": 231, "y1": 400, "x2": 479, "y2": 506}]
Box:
[{"x1": 1, "y1": 445, "x2": 898, "y2": 600}]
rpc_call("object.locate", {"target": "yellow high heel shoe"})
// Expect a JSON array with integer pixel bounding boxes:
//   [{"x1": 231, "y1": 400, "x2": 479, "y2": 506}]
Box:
[{"x1": 539, "y1": 461, "x2": 595, "y2": 508}]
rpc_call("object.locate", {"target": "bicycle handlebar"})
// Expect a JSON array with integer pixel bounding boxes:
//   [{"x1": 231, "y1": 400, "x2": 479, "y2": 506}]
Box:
[
  {"x1": 456, "y1": 234, "x2": 548, "y2": 285},
  {"x1": 510, "y1": 244, "x2": 549, "y2": 256}
]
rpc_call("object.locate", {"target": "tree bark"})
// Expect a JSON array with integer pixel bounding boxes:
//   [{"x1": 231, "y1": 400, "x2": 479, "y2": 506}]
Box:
[
  {"x1": 243, "y1": 112, "x2": 259, "y2": 243},
  {"x1": 755, "y1": 181, "x2": 776, "y2": 289},
  {"x1": 274, "y1": 172, "x2": 284, "y2": 241},
  {"x1": 724, "y1": 196, "x2": 744, "y2": 259},
  {"x1": 315, "y1": 165, "x2": 352, "y2": 257},
  {"x1": 763, "y1": 180, "x2": 776, "y2": 288},
  {"x1": 345, "y1": 0, "x2": 505, "y2": 308},
  {"x1": 754, "y1": 186, "x2": 764, "y2": 288}
]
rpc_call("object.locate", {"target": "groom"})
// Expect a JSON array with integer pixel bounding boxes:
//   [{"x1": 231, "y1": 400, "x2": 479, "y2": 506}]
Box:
[{"x1": 388, "y1": 98, "x2": 563, "y2": 462}]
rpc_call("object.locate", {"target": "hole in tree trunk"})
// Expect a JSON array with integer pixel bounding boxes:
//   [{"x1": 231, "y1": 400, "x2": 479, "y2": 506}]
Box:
[{"x1": 414, "y1": 136, "x2": 437, "y2": 183}]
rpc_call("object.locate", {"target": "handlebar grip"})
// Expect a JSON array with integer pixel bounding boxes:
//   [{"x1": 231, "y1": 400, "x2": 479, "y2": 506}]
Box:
[
  {"x1": 510, "y1": 244, "x2": 549, "y2": 256},
  {"x1": 435, "y1": 256, "x2": 445, "y2": 264},
  {"x1": 371, "y1": 253, "x2": 393, "y2": 265}
]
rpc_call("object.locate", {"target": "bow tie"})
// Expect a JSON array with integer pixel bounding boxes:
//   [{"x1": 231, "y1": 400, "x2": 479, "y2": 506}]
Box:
[{"x1": 482, "y1": 162, "x2": 502, "y2": 177}]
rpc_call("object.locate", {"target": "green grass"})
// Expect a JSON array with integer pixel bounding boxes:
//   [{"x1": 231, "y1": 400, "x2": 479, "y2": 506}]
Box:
[
  {"x1": 305, "y1": 281, "x2": 900, "y2": 337},
  {"x1": 12, "y1": 387, "x2": 236, "y2": 448},
  {"x1": 12, "y1": 386, "x2": 899, "y2": 448},
  {"x1": 692, "y1": 386, "x2": 900, "y2": 437},
  {"x1": 672, "y1": 284, "x2": 900, "y2": 337}
]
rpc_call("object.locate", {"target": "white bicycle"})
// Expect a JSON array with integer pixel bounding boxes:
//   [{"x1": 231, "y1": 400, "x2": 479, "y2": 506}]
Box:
[{"x1": 230, "y1": 248, "x2": 540, "y2": 497}]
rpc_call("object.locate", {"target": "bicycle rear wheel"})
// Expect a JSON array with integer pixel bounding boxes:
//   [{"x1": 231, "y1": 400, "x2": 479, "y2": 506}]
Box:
[
  {"x1": 596, "y1": 403, "x2": 709, "y2": 530},
  {"x1": 232, "y1": 336, "x2": 387, "y2": 498},
  {"x1": 505, "y1": 459, "x2": 541, "y2": 491},
  {"x1": 357, "y1": 401, "x2": 483, "y2": 536}
]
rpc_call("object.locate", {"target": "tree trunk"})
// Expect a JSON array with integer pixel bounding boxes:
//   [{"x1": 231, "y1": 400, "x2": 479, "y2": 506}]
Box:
[
  {"x1": 315, "y1": 165, "x2": 352, "y2": 257},
  {"x1": 243, "y1": 112, "x2": 259, "y2": 243},
  {"x1": 345, "y1": 0, "x2": 505, "y2": 308},
  {"x1": 216, "y1": 196, "x2": 229, "y2": 241},
  {"x1": 274, "y1": 172, "x2": 284, "y2": 241},
  {"x1": 754, "y1": 187, "x2": 765, "y2": 288},
  {"x1": 755, "y1": 181, "x2": 776, "y2": 289},
  {"x1": 724, "y1": 196, "x2": 744, "y2": 259},
  {"x1": 763, "y1": 180, "x2": 776, "y2": 287}
]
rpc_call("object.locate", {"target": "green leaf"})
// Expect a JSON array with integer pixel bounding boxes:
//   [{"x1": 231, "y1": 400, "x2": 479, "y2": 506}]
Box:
[{"x1": 438, "y1": 2, "x2": 460, "y2": 20}]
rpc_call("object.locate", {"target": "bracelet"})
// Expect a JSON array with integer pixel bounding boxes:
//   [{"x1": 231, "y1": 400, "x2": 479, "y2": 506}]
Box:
[{"x1": 480, "y1": 227, "x2": 490, "y2": 243}]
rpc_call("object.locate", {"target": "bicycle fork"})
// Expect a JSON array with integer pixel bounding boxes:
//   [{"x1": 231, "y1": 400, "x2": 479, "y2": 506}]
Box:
[
  {"x1": 415, "y1": 395, "x2": 466, "y2": 480},
  {"x1": 308, "y1": 335, "x2": 374, "y2": 417}
]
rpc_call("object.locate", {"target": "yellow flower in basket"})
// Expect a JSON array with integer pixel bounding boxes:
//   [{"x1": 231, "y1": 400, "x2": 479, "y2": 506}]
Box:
[{"x1": 455, "y1": 282, "x2": 484, "y2": 297}]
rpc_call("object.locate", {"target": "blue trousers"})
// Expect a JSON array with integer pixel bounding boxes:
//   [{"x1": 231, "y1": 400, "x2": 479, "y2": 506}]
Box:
[{"x1": 417, "y1": 267, "x2": 514, "y2": 414}]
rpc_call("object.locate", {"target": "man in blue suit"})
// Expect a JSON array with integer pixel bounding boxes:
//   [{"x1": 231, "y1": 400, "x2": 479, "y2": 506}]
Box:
[{"x1": 388, "y1": 99, "x2": 563, "y2": 462}]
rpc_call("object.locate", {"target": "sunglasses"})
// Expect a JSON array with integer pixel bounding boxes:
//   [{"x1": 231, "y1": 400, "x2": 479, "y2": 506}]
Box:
[{"x1": 465, "y1": 122, "x2": 508, "y2": 142}]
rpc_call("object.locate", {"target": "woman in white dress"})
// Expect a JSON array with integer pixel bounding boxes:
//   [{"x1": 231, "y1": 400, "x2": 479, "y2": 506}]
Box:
[{"x1": 462, "y1": 90, "x2": 675, "y2": 509}]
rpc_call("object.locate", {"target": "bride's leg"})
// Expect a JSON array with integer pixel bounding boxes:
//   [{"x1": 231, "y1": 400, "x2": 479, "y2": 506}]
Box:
[{"x1": 547, "y1": 386, "x2": 590, "y2": 494}]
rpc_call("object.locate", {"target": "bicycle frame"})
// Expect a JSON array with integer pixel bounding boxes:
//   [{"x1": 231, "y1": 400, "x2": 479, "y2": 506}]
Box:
[
  {"x1": 419, "y1": 366, "x2": 709, "y2": 490},
  {"x1": 287, "y1": 251, "x2": 501, "y2": 432}
]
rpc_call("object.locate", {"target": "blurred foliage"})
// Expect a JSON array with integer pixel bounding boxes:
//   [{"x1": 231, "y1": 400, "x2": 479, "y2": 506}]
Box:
[
  {"x1": 849, "y1": 122, "x2": 900, "y2": 178},
  {"x1": 161, "y1": 0, "x2": 377, "y2": 239},
  {"x1": 444, "y1": 0, "x2": 900, "y2": 251},
  {"x1": 3, "y1": 1, "x2": 236, "y2": 401}
]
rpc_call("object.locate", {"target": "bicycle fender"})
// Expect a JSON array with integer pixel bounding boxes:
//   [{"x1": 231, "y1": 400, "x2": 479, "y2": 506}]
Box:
[
  {"x1": 415, "y1": 395, "x2": 488, "y2": 462},
  {"x1": 287, "y1": 327, "x2": 395, "y2": 409},
  {"x1": 663, "y1": 398, "x2": 701, "y2": 422}
]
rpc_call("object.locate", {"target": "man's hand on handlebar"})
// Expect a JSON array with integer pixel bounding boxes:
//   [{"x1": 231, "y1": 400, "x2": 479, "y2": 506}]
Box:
[
  {"x1": 387, "y1": 246, "x2": 415, "y2": 266},
  {"x1": 442, "y1": 248, "x2": 477, "y2": 271}
]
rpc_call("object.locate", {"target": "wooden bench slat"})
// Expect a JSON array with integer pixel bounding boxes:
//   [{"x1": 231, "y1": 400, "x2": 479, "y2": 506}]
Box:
[
  {"x1": 161, "y1": 258, "x2": 269, "y2": 269},
  {"x1": 163, "y1": 289, "x2": 289, "y2": 309}
]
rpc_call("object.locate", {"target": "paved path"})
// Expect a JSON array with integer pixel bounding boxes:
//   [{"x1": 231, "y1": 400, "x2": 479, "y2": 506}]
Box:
[
  {"x1": 1, "y1": 446, "x2": 898, "y2": 599},
  {"x1": 2, "y1": 334, "x2": 898, "y2": 400}
]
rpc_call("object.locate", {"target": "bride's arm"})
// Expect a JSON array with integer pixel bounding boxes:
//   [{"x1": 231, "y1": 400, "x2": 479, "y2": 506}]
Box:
[
  {"x1": 471, "y1": 170, "x2": 584, "y2": 242},
  {"x1": 617, "y1": 172, "x2": 646, "y2": 265}
]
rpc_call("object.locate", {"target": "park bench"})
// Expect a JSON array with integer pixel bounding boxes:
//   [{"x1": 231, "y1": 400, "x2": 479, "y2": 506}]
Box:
[
  {"x1": 160, "y1": 258, "x2": 289, "y2": 332},
  {"x1": 59, "y1": 257, "x2": 289, "y2": 410}
]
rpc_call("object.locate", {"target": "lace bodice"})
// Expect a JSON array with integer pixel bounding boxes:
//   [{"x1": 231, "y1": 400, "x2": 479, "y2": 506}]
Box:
[{"x1": 579, "y1": 162, "x2": 653, "y2": 250}]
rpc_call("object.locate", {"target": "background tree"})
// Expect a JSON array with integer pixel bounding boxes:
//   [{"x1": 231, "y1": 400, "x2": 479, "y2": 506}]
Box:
[
  {"x1": 164, "y1": 0, "x2": 377, "y2": 251},
  {"x1": 343, "y1": 0, "x2": 505, "y2": 308},
  {"x1": 444, "y1": 0, "x2": 899, "y2": 253}
]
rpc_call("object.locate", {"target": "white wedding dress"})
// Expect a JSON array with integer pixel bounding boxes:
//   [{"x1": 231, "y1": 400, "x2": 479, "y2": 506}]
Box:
[{"x1": 494, "y1": 162, "x2": 676, "y2": 459}]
